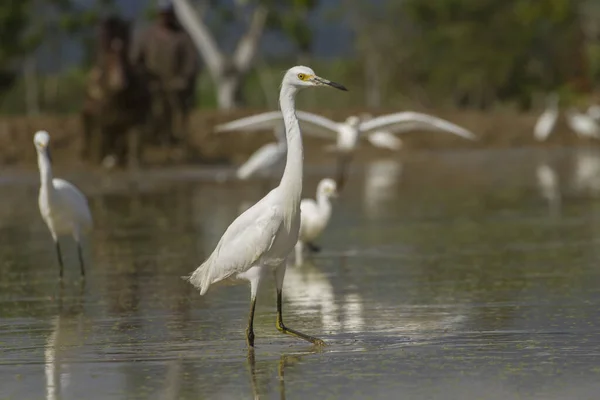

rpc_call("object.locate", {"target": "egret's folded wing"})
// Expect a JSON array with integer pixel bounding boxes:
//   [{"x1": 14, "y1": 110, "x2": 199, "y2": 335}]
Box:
[
  {"x1": 359, "y1": 112, "x2": 477, "y2": 140},
  {"x1": 188, "y1": 203, "x2": 283, "y2": 293},
  {"x1": 296, "y1": 111, "x2": 340, "y2": 140},
  {"x1": 215, "y1": 111, "x2": 284, "y2": 133}
]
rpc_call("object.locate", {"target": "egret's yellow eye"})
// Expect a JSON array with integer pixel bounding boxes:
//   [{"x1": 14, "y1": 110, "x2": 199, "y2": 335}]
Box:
[{"x1": 297, "y1": 73, "x2": 306, "y2": 80}]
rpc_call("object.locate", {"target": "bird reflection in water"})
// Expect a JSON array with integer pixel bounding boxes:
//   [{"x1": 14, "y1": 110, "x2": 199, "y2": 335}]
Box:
[
  {"x1": 283, "y1": 259, "x2": 365, "y2": 335},
  {"x1": 45, "y1": 282, "x2": 85, "y2": 400},
  {"x1": 363, "y1": 159, "x2": 404, "y2": 219},
  {"x1": 247, "y1": 350, "x2": 309, "y2": 400}
]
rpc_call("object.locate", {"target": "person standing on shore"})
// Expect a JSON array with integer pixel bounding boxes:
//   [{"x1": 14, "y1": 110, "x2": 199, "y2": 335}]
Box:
[{"x1": 132, "y1": 0, "x2": 199, "y2": 148}]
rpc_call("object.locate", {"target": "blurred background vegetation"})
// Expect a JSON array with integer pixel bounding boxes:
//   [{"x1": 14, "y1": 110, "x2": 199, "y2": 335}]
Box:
[{"x1": 1, "y1": 0, "x2": 600, "y2": 115}]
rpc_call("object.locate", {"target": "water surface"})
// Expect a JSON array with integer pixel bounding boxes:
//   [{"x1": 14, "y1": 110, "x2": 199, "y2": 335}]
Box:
[{"x1": 1, "y1": 148, "x2": 600, "y2": 399}]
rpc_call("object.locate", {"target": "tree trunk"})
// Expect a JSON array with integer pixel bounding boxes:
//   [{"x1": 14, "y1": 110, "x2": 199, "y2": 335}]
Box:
[{"x1": 216, "y1": 75, "x2": 243, "y2": 110}]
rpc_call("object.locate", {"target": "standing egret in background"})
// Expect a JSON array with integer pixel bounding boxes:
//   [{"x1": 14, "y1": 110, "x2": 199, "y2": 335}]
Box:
[
  {"x1": 186, "y1": 66, "x2": 347, "y2": 348},
  {"x1": 533, "y1": 93, "x2": 559, "y2": 141},
  {"x1": 34, "y1": 131, "x2": 93, "y2": 279},
  {"x1": 295, "y1": 178, "x2": 338, "y2": 266},
  {"x1": 565, "y1": 108, "x2": 600, "y2": 139}
]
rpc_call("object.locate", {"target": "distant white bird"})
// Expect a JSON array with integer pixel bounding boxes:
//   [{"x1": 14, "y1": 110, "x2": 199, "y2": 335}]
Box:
[
  {"x1": 215, "y1": 110, "x2": 476, "y2": 155},
  {"x1": 215, "y1": 110, "x2": 475, "y2": 190},
  {"x1": 34, "y1": 131, "x2": 93, "y2": 279},
  {"x1": 215, "y1": 123, "x2": 287, "y2": 180},
  {"x1": 295, "y1": 178, "x2": 338, "y2": 266},
  {"x1": 534, "y1": 93, "x2": 559, "y2": 141},
  {"x1": 587, "y1": 104, "x2": 600, "y2": 121},
  {"x1": 186, "y1": 66, "x2": 347, "y2": 348},
  {"x1": 565, "y1": 108, "x2": 600, "y2": 139}
]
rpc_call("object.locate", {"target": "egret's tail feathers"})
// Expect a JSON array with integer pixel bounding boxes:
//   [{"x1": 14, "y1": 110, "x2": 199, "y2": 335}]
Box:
[{"x1": 185, "y1": 263, "x2": 212, "y2": 295}]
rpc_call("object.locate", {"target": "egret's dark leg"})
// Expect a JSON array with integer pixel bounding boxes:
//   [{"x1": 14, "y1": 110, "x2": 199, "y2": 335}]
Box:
[
  {"x1": 274, "y1": 264, "x2": 325, "y2": 346},
  {"x1": 247, "y1": 347, "x2": 259, "y2": 398},
  {"x1": 306, "y1": 242, "x2": 321, "y2": 253},
  {"x1": 246, "y1": 295, "x2": 257, "y2": 348},
  {"x1": 335, "y1": 154, "x2": 351, "y2": 192},
  {"x1": 55, "y1": 241, "x2": 64, "y2": 279},
  {"x1": 77, "y1": 241, "x2": 86, "y2": 278}
]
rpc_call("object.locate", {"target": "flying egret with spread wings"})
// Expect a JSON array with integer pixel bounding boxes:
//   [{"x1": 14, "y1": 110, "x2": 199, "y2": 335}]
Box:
[
  {"x1": 186, "y1": 66, "x2": 347, "y2": 348},
  {"x1": 216, "y1": 110, "x2": 476, "y2": 154},
  {"x1": 215, "y1": 110, "x2": 476, "y2": 189},
  {"x1": 34, "y1": 131, "x2": 93, "y2": 279}
]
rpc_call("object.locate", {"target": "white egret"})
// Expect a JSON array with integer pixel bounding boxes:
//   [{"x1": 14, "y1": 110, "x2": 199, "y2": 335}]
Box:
[
  {"x1": 215, "y1": 110, "x2": 476, "y2": 154},
  {"x1": 34, "y1": 131, "x2": 93, "y2": 279},
  {"x1": 565, "y1": 108, "x2": 600, "y2": 139},
  {"x1": 215, "y1": 110, "x2": 475, "y2": 189},
  {"x1": 533, "y1": 93, "x2": 559, "y2": 141},
  {"x1": 294, "y1": 178, "x2": 338, "y2": 266},
  {"x1": 587, "y1": 104, "x2": 600, "y2": 121},
  {"x1": 186, "y1": 66, "x2": 347, "y2": 348}
]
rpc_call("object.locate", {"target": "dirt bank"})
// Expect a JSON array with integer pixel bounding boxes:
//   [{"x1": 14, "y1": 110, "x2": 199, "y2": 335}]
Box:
[{"x1": 0, "y1": 108, "x2": 592, "y2": 168}]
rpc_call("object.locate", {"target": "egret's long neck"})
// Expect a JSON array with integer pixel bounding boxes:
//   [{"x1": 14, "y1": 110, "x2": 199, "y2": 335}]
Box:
[
  {"x1": 279, "y1": 85, "x2": 303, "y2": 212},
  {"x1": 317, "y1": 192, "x2": 332, "y2": 219},
  {"x1": 37, "y1": 150, "x2": 54, "y2": 193}
]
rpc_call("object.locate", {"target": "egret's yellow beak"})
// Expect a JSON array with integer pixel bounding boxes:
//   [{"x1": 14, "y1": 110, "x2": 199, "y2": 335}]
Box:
[{"x1": 311, "y1": 75, "x2": 348, "y2": 91}]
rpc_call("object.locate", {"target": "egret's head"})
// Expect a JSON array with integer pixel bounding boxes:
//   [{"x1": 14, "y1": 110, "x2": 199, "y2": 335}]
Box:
[
  {"x1": 284, "y1": 66, "x2": 348, "y2": 91},
  {"x1": 318, "y1": 178, "x2": 338, "y2": 198},
  {"x1": 33, "y1": 130, "x2": 50, "y2": 151},
  {"x1": 345, "y1": 116, "x2": 361, "y2": 127}
]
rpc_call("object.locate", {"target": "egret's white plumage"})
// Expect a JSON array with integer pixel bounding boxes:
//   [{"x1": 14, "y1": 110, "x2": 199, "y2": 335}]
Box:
[
  {"x1": 295, "y1": 178, "x2": 338, "y2": 266},
  {"x1": 534, "y1": 94, "x2": 559, "y2": 141},
  {"x1": 186, "y1": 66, "x2": 347, "y2": 348},
  {"x1": 587, "y1": 104, "x2": 600, "y2": 121},
  {"x1": 34, "y1": 131, "x2": 93, "y2": 278},
  {"x1": 214, "y1": 110, "x2": 477, "y2": 154},
  {"x1": 565, "y1": 108, "x2": 600, "y2": 139}
]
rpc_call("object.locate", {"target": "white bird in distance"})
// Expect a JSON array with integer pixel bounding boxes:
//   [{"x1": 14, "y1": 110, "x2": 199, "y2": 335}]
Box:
[
  {"x1": 215, "y1": 110, "x2": 477, "y2": 189},
  {"x1": 34, "y1": 130, "x2": 93, "y2": 279}
]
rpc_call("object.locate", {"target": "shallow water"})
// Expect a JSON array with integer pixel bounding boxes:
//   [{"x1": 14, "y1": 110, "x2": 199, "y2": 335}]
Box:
[{"x1": 1, "y1": 147, "x2": 600, "y2": 399}]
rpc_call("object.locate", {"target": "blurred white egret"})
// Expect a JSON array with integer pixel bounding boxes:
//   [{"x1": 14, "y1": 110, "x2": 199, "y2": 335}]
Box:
[
  {"x1": 295, "y1": 178, "x2": 338, "y2": 266},
  {"x1": 536, "y1": 162, "x2": 561, "y2": 215},
  {"x1": 533, "y1": 93, "x2": 559, "y2": 141},
  {"x1": 34, "y1": 131, "x2": 93, "y2": 279},
  {"x1": 587, "y1": 104, "x2": 600, "y2": 121},
  {"x1": 215, "y1": 110, "x2": 476, "y2": 154},
  {"x1": 215, "y1": 123, "x2": 287, "y2": 180},
  {"x1": 215, "y1": 110, "x2": 475, "y2": 189},
  {"x1": 186, "y1": 66, "x2": 347, "y2": 348},
  {"x1": 565, "y1": 108, "x2": 600, "y2": 139}
]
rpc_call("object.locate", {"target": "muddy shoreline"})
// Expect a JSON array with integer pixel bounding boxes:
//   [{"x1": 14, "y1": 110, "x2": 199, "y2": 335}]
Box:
[{"x1": 0, "y1": 108, "x2": 593, "y2": 168}]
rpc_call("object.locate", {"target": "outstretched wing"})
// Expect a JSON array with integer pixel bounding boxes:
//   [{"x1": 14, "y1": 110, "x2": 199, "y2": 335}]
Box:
[
  {"x1": 215, "y1": 110, "x2": 339, "y2": 140},
  {"x1": 359, "y1": 112, "x2": 477, "y2": 140},
  {"x1": 215, "y1": 111, "x2": 284, "y2": 133},
  {"x1": 295, "y1": 111, "x2": 340, "y2": 140},
  {"x1": 187, "y1": 198, "x2": 283, "y2": 295}
]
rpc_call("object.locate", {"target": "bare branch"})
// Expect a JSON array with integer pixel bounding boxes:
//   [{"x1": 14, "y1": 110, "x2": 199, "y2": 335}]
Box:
[
  {"x1": 233, "y1": 4, "x2": 268, "y2": 73},
  {"x1": 172, "y1": 0, "x2": 223, "y2": 77}
]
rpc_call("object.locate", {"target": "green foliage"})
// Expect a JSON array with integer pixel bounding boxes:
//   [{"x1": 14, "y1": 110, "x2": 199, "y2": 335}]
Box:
[{"x1": 393, "y1": 0, "x2": 588, "y2": 109}]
